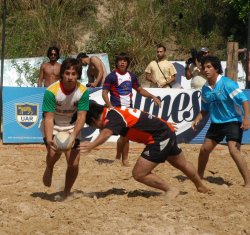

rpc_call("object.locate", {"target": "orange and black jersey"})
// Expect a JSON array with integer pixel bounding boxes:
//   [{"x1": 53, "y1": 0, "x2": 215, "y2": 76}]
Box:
[{"x1": 102, "y1": 107, "x2": 175, "y2": 145}]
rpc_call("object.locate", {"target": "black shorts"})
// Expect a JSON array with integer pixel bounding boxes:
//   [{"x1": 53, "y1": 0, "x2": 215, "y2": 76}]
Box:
[
  {"x1": 206, "y1": 121, "x2": 243, "y2": 144},
  {"x1": 43, "y1": 137, "x2": 80, "y2": 149},
  {"x1": 141, "y1": 132, "x2": 182, "y2": 163}
]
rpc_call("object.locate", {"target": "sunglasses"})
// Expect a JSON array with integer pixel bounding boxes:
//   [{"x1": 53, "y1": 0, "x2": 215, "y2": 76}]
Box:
[{"x1": 50, "y1": 53, "x2": 58, "y2": 57}]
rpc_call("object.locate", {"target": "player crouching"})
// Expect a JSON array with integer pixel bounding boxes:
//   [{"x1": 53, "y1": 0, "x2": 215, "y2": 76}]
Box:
[{"x1": 79, "y1": 101, "x2": 209, "y2": 199}]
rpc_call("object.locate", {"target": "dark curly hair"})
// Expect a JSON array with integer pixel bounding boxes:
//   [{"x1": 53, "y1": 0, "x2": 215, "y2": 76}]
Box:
[
  {"x1": 86, "y1": 100, "x2": 104, "y2": 126},
  {"x1": 47, "y1": 46, "x2": 60, "y2": 60},
  {"x1": 115, "y1": 52, "x2": 131, "y2": 69},
  {"x1": 201, "y1": 55, "x2": 223, "y2": 74},
  {"x1": 60, "y1": 58, "x2": 82, "y2": 80}
]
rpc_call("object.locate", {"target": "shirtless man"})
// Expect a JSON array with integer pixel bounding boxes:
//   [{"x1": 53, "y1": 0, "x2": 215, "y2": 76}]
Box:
[
  {"x1": 77, "y1": 52, "x2": 107, "y2": 87},
  {"x1": 37, "y1": 46, "x2": 61, "y2": 87}
]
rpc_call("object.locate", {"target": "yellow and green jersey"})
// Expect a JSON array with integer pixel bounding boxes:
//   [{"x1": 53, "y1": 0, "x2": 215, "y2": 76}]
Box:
[{"x1": 42, "y1": 81, "x2": 89, "y2": 127}]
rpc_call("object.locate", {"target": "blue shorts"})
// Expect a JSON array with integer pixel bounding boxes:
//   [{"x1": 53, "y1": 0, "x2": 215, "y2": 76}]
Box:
[
  {"x1": 206, "y1": 121, "x2": 243, "y2": 144},
  {"x1": 141, "y1": 132, "x2": 182, "y2": 163}
]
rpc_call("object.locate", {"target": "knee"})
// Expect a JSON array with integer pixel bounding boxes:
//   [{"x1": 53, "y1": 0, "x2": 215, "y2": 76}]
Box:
[
  {"x1": 200, "y1": 145, "x2": 212, "y2": 155},
  {"x1": 132, "y1": 169, "x2": 144, "y2": 182}
]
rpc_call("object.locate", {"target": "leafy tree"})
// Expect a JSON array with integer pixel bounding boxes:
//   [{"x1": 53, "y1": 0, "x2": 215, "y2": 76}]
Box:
[{"x1": 222, "y1": 0, "x2": 250, "y2": 22}]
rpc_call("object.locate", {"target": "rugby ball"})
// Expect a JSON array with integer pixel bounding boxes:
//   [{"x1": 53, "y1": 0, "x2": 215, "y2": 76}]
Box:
[{"x1": 53, "y1": 132, "x2": 72, "y2": 151}]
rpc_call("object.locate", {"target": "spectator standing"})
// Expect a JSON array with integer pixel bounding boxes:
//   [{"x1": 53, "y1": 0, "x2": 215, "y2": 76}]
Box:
[
  {"x1": 77, "y1": 52, "x2": 107, "y2": 87},
  {"x1": 102, "y1": 52, "x2": 161, "y2": 166},
  {"x1": 185, "y1": 47, "x2": 209, "y2": 89},
  {"x1": 145, "y1": 44, "x2": 177, "y2": 88},
  {"x1": 37, "y1": 46, "x2": 61, "y2": 87}
]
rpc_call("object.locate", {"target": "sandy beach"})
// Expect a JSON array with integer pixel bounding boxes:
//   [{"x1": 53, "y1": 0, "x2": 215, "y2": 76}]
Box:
[{"x1": 0, "y1": 142, "x2": 250, "y2": 235}]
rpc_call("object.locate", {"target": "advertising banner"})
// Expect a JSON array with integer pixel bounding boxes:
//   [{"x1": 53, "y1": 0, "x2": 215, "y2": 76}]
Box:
[{"x1": 3, "y1": 87, "x2": 250, "y2": 144}]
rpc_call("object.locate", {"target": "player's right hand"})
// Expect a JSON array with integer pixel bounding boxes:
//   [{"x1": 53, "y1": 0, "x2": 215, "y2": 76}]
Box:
[
  {"x1": 192, "y1": 120, "x2": 199, "y2": 131},
  {"x1": 78, "y1": 141, "x2": 93, "y2": 153}
]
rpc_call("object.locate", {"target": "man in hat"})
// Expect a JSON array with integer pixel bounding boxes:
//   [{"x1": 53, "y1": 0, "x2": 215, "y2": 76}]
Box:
[
  {"x1": 185, "y1": 47, "x2": 210, "y2": 89},
  {"x1": 77, "y1": 52, "x2": 107, "y2": 87}
]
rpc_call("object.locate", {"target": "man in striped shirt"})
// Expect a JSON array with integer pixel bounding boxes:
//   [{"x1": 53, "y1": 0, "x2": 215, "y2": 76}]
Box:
[{"x1": 102, "y1": 52, "x2": 161, "y2": 166}]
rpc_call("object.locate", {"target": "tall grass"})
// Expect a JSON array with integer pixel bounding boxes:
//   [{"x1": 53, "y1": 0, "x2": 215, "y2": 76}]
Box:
[
  {"x1": 86, "y1": 0, "x2": 172, "y2": 77},
  {"x1": 2, "y1": 0, "x2": 247, "y2": 73},
  {"x1": 32, "y1": 0, "x2": 76, "y2": 55},
  {"x1": 4, "y1": 0, "x2": 97, "y2": 58}
]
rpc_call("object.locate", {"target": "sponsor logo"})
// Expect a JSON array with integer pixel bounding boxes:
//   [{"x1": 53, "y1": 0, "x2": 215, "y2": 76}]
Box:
[
  {"x1": 83, "y1": 88, "x2": 209, "y2": 143},
  {"x1": 16, "y1": 103, "x2": 39, "y2": 128}
]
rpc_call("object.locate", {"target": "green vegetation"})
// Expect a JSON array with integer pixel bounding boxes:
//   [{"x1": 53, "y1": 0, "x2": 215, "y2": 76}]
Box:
[
  {"x1": 1, "y1": 0, "x2": 249, "y2": 80},
  {"x1": 12, "y1": 60, "x2": 42, "y2": 87}
]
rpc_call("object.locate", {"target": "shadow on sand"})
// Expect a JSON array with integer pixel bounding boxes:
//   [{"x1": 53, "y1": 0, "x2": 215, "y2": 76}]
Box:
[
  {"x1": 31, "y1": 187, "x2": 165, "y2": 202},
  {"x1": 174, "y1": 174, "x2": 233, "y2": 186}
]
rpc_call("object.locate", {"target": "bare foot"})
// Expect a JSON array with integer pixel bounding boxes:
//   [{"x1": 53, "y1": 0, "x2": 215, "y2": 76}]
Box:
[
  {"x1": 115, "y1": 155, "x2": 121, "y2": 160},
  {"x1": 54, "y1": 191, "x2": 70, "y2": 202},
  {"x1": 164, "y1": 187, "x2": 180, "y2": 200},
  {"x1": 43, "y1": 167, "x2": 53, "y2": 187},
  {"x1": 122, "y1": 160, "x2": 130, "y2": 167},
  {"x1": 244, "y1": 183, "x2": 250, "y2": 188},
  {"x1": 197, "y1": 185, "x2": 210, "y2": 193}
]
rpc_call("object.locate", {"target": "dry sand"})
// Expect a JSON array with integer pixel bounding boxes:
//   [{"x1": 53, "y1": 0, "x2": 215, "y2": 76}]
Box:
[{"x1": 0, "y1": 142, "x2": 250, "y2": 235}]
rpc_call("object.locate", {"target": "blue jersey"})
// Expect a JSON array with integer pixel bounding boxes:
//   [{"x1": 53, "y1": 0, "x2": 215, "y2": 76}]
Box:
[
  {"x1": 201, "y1": 75, "x2": 248, "y2": 123},
  {"x1": 102, "y1": 69, "x2": 140, "y2": 107}
]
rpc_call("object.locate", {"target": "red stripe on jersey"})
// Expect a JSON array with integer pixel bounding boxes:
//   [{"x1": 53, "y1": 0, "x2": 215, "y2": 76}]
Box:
[
  {"x1": 112, "y1": 107, "x2": 141, "y2": 127},
  {"x1": 126, "y1": 128, "x2": 154, "y2": 144},
  {"x1": 160, "y1": 118, "x2": 175, "y2": 132}
]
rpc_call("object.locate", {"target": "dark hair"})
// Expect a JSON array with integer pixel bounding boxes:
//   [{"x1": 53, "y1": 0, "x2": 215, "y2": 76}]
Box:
[
  {"x1": 201, "y1": 56, "x2": 223, "y2": 74},
  {"x1": 47, "y1": 46, "x2": 60, "y2": 59},
  {"x1": 115, "y1": 52, "x2": 131, "y2": 69},
  {"x1": 86, "y1": 101, "x2": 104, "y2": 126},
  {"x1": 157, "y1": 44, "x2": 166, "y2": 51},
  {"x1": 76, "y1": 52, "x2": 89, "y2": 59},
  {"x1": 60, "y1": 58, "x2": 82, "y2": 80}
]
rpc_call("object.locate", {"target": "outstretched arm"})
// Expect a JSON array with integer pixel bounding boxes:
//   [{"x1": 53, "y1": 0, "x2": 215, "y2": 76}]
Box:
[
  {"x1": 137, "y1": 86, "x2": 161, "y2": 107},
  {"x1": 79, "y1": 128, "x2": 113, "y2": 153}
]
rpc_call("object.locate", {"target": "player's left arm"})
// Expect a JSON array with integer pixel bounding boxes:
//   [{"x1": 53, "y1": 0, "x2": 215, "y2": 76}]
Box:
[
  {"x1": 71, "y1": 111, "x2": 87, "y2": 141},
  {"x1": 137, "y1": 86, "x2": 161, "y2": 107},
  {"x1": 72, "y1": 89, "x2": 89, "y2": 141},
  {"x1": 241, "y1": 100, "x2": 250, "y2": 130},
  {"x1": 90, "y1": 57, "x2": 104, "y2": 87},
  {"x1": 227, "y1": 80, "x2": 250, "y2": 130}
]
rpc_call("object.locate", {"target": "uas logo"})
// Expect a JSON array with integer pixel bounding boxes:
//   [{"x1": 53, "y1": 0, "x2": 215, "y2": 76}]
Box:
[{"x1": 16, "y1": 103, "x2": 39, "y2": 128}]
